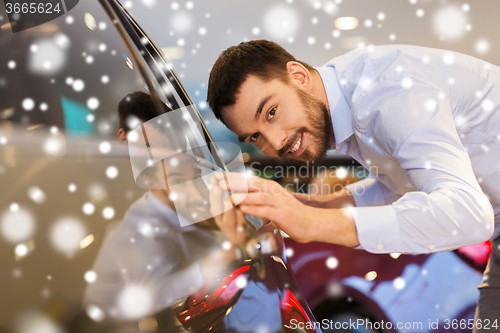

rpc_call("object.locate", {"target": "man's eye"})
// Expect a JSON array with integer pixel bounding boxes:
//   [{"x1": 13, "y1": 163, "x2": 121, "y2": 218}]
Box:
[
  {"x1": 169, "y1": 178, "x2": 184, "y2": 185},
  {"x1": 251, "y1": 133, "x2": 260, "y2": 142},
  {"x1": 267, "y1": 107, "x2": 276, "y2": 120}
]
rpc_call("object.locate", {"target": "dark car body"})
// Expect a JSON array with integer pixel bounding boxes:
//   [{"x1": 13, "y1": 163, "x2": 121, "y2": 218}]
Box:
[{"x1": 286, "y1": 238, "x2": 488, "y2": 333}]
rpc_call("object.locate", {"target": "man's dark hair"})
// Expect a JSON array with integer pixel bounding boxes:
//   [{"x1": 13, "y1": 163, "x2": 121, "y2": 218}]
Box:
[
  {"x1": 118, "y1": 91, "x2": 171, "y2": 132},
  {"x1": 207, "y1": 40, "x2": 314, "y2": 125}
]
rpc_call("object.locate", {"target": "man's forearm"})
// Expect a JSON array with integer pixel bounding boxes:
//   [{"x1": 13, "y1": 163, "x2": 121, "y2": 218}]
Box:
[{"x1": 308, "y1": 207, "x2": 360, "y2": 247}]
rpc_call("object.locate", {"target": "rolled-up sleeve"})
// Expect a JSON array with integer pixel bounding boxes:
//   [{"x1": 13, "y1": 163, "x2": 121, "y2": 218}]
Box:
[{"x1": 350, "y1": 77, "x2": 495, "y2": 254}]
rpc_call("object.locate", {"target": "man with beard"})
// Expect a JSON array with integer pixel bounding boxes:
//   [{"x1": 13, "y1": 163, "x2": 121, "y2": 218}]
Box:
[{"x1": 207, "y1": 40, "x2": 500, "y2": 330}]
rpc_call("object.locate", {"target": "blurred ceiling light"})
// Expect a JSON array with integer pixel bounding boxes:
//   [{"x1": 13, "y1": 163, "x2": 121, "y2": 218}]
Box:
[
  {"x1": 80, "y1": 234, "x2": 95, "y2": 249},
  {"x1": 25, "y1": 23, "x2": 59, "y2": 34},
  {"x1": 334, "y1": 17, "x2": 358, "y2": 30},
  {"x1": 1, "y1": 22, "x2": 13, "y2": 30},
  {"x1": 0, "y1": 107, "x2": 14, "y2": 119},
  {"x1": 161, "y1": 47, "x2": 185, "y2": 60},
  {"x1": 339, "y1": 36, "x2": 369, "y2": 50},
  {"x1": 365, "y1": 271, "x2": 377, "y2": 281},
  {"x1": 390, "y1": 252, "x2": 402, "y2": 259},
  {"x1": 125, "y1": 56, "x2": 134, "y2": 70},
  {"x1": 27, "y1": 124, "x2": 45, "y2": 131},
  {"x1": 85, "y1": 13, "x2": 97, "y2": 31}
]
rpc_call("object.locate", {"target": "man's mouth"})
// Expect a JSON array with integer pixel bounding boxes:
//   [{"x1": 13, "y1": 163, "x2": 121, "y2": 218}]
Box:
[
  {"x1": 188, "y1": 201, "x2": 211, "y2": 217},
  {"x1": 288, "y1": 132, "x2": 306, "y2": 157}
]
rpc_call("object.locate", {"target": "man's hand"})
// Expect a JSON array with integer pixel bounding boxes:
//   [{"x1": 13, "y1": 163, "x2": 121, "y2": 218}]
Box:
[
  {"x1": 292, "y1": 189, "x2": 356, "y2": 209},
  {"x1": 215, "y1": 173, "x2": 360, "y2": 247},
  {"x1": 209, "y1": 174, "x2": 248, "y2": 246}
]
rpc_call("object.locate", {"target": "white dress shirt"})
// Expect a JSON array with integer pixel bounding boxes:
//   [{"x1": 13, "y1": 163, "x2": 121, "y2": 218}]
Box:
[
  {"x1": 83, "y1": 191, "x2": 221, "y2": 320},
  {"x1": 316, "y1": 44, "x2": 500, "y2": 254}
]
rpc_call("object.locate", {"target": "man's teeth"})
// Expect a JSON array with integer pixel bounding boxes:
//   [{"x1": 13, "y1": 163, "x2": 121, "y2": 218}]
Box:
[{"x1": 289, "y1": 137, "x2": 302, "y2": 153}]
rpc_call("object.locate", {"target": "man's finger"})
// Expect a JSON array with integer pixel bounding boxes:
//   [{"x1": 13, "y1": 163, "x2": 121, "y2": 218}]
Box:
[
  {"x1": 209, "y1": 175, "x2": 224, "y2": 218},
  {"x1": 217, "y1": 172, "x2": 281, "y2": 194},
  {"x1": 239, "y1": 205, "x2": 276, "y2": 222},
  {"x1": 233, "y1": 192, "x2": 278, "y2": 207}
]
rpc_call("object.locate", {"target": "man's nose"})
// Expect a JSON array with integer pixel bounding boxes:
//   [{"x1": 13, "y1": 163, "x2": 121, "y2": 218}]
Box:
[{"x1": 264, "y1": 129, "x2": 287, "y2": 152}]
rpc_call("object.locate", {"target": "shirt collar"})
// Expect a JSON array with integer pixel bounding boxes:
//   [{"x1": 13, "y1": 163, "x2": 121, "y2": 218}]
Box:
[{"x1": 314, "y1": 66, "x2": 353, "y2": 149}]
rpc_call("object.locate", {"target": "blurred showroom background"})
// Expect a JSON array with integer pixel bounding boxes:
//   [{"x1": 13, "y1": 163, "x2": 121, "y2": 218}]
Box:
[
  {"x1": 1, "y1": 0, "x2": 500, "y2": 331},
  {"x1": 1, "y1": 0, "x2": 500, "y2": 146}
]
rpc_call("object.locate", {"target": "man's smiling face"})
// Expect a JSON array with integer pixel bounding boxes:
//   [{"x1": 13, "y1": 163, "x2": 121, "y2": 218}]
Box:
[{"x1": 221, "y1": 72, "x2": 333, "y2": 164}]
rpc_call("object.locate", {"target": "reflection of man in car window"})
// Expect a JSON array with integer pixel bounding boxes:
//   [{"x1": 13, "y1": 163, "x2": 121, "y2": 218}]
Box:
[
  {"x1": 83, "y1": 92, "x2": 241, "y2": 324},
  {"x1": 116, "y1": 91, "x2": 162, "y2": 143}
]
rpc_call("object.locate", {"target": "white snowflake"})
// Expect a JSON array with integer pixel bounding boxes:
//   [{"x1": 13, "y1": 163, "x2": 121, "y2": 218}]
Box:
[
  {"x1": 481, "y1": 99, "x2": 494, "y2": 112},
  {"x1": 72, "y1": 79, "x2": 85, "y2": 92},
  {"x1": 50, "y1": 217, "x2": 86, "y2": 255},
  {"x1": 82, "y1": 202, "x2": 95, "y2": 215},
  {"x1": 84, "y1": 270, "x2": 97, "y2": 283},
  {"x1": 28, "y1": 187, "x2": 46, "y2": 203},
  {"x1": 22, "y1": 98, "x2": 35, "y2": 111},
  {"x1": 263, "y1": 5, "x2": 299, "y2": 40},
  {"x1": 433, "y1": 6, "x2": 468, "y2": 40},
  {"x1": 102, "y1": 207, "x2": 115, "y2": 220},
  {"x1": 0, "y1": 203, "x2": 36, "y2": 243},
  {"x1": 393, "y1": 277, "x2": 406, "y2": 290},
  {"x1": 87, "y1": 97, "x2": 99, "y2": 110},
  {"x1": 475, "y1": 39, "x2": 490, "y2": 54},
  {"x1": 106, "y1": 166, "x2": 119, "y2": 179},
  {"x1": 98, "y1": 43, "x2": 107, "y2": 52},
  {"x1": 326, "y1": 256, "x2": 339, "y2": 269},
  {"x1": 99, "y1": 141, "x2": 111, "y2": 154},
  {"x1": 442, "y1": 53, "x2": 455, "y2": 65}
]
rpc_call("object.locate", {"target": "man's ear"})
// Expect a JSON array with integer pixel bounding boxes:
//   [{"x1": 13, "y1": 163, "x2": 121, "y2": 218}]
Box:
[
  {"x1": 286, "y1": 61, "x2": 313, "y2": 91},
  {"x1": 142, "y1": 174, "x2": 159, "y2": 189},
  {"x1": 118, "y1": 128, "x2": 127, "y2": 142}
]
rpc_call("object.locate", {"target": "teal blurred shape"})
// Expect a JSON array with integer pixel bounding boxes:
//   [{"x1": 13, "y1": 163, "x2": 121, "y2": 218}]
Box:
[{"x1": 60, "y1": 96, "x2": 95, "y2": 136}]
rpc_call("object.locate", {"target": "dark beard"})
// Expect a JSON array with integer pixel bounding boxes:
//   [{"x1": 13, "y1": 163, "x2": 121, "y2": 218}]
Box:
[{"x1": 278, "y1": 86, "x2": 333, "y2": 165}]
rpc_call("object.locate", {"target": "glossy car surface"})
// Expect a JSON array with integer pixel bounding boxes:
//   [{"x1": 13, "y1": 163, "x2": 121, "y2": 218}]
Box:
[{"x1": 286, "y1": 238, "x2": 487, "y2": 333}]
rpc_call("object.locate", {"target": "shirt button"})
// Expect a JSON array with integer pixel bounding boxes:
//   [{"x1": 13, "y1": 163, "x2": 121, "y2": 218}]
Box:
[
  {"x1": 428, "y1": 244, "x2": 435, "y2": 250},
  {"x1": 376, "y1": 244, "x2": 384, "y2": 251}
]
